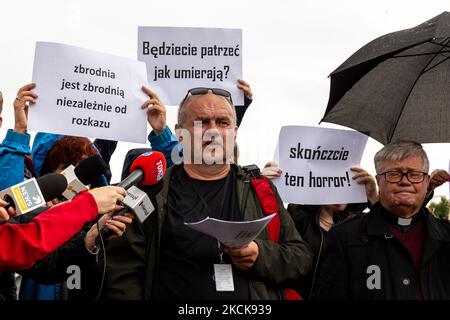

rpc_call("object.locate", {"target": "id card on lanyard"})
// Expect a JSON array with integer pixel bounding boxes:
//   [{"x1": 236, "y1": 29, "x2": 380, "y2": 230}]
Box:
[
  {"x1": 214, "y1": 239, "x2": 234, "y2": 291},
  {"x1": 186, "y1": 172, "x2": 235, "y2": 292}
]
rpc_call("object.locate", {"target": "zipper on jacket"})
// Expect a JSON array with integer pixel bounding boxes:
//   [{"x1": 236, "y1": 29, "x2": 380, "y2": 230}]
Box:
[
  {"x1": 309, "y1": 209, "x2": 324, "y2": 299},
  {"x1": 240, "y1": 174, "x2": 251, "y2": 216}
]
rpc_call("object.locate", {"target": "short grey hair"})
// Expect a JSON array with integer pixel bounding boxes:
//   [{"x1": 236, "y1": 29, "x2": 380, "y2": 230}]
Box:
[
  {"x1": 177, "y1": 93, "x2": 237, "y2": 127},
  {"x1": 374, "y1": 141, "x2": 429, "y2": 173}
]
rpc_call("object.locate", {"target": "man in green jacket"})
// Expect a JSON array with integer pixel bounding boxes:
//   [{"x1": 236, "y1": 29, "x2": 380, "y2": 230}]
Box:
[{"x1": 103, "y1": 87, "x2": 312, "y2": 300}]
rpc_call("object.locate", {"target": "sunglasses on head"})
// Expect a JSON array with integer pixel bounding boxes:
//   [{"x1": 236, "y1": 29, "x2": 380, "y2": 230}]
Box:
[{"x1": 180, "y1": 87, "x2": 233, "y2": 106}]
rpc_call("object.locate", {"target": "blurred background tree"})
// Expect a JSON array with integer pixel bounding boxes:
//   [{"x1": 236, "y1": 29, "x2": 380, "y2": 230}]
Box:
[{"x1": 428, "y1": 196, "x2": 450, "y2": 220}]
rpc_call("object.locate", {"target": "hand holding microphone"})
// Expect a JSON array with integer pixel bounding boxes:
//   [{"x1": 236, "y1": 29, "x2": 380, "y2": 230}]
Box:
[
  {"x1": 97, "y1": 151, "x2": 166, "y2": 242},
  {"x1": 88, "y1": 186, "x2": 126, "y2": 215},
  {"x1": 0, "y1": 199, "x2": 16, "y2": 223},
  {"x1": 0, "y1": 173, "x2": 68, "y2": 214},
  {"x1": 84, "y1": 209, "x2": 134, "y2": 252}
]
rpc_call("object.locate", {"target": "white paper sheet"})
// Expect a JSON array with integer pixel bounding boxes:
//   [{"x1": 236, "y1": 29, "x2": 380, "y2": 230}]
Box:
[{"x1": 185, "y1": 213, "x2": 276, "y2": 248}]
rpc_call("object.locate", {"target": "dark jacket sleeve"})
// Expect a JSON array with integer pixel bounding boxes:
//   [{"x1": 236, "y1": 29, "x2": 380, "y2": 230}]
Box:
[
  {"x1": 311, "y1": 228, "x2": 349, "y2": 300},
  {"x1": 235, "y1": 95, "x2": 252, "y2": 127},
  {"x1": 0, "y1": 272, "x2": 17, "y2": 300},
  {"x1": 9, "y1": 207, "x2": 97, "y2": 285},
  {"x1": 102, "y1": 216, "x2": 149, "y2": 299},
  {"x1": 287, "y1": 204, "x2": 319, "y2": 237},
  {"x1": 93, "y1": 139, "x2": 118, "y2": 183},
  {"x1": 93, "y1": 139, "x2": 117, "y2": 164},
  {"x1": 18, "y1": 226, "x2": 95, "y2": 284},
  {"x1": 251, "y1": 181, "x2": 313, "y2": 285}
]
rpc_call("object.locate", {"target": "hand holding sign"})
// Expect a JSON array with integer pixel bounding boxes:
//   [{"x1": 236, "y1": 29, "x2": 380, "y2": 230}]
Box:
[
  {"x1": 426, "y1": 168, "x2": 450, "y2": 199},
  {"x1": 13, "y1": 83, "x2": 38, "y2": 134},
  {"x1": 273, "y1": 126, "x2": 369, "y2": 205},
  {"x1": 29, "y1": 42, "x2": 148, "y2": 143},
  {"x1": 138, "y1": 27, "x2": 243, "y2": 106},
  {"x1": 141, "y1": 86, "x2": 166, "y2": 135},
  {"x1": 261, "y1": 162, "x2": 282, "y2": 180},
  {"x1": 350, "y1": 167, "x2": 378, "y2": 205},
  {"x1": 237, "y1": 79, "x2": 252, "y2": 101}
]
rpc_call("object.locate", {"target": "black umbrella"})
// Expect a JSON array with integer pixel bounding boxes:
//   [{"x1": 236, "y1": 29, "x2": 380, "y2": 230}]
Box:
[{"x1": 321, "y1": 12, "x2": 450, "y2": 145}]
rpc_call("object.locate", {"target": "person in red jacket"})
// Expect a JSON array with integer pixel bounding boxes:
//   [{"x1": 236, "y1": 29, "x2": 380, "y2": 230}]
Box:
[{"x1": 0, "y1": 185, "x2": 125, "y2": 272}]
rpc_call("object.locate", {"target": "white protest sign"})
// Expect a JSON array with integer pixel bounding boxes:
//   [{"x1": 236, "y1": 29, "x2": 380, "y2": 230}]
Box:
[
  {"x1": 138, "y1": 26, "x2": 243, "y2": 106},
  {"x1": 273, "y1": 126, "x2": 369, "y2": 205},
  {"x1": 29, "y1": 42, "x2": 148, "y2": 143}
]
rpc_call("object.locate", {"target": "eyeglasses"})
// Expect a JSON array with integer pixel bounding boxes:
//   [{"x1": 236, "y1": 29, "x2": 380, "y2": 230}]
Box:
[
  {"x1": 180, "y1": 87, "x2": 233, "y2": 106},
  {"x1": 378, "y1": 170, "x2": 428, "y2": 183}
]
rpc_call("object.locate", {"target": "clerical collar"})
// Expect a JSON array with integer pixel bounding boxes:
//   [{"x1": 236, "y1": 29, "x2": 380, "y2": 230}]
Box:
[{"x1": 381, "y1": 206, "x2": 422, "y2": 232}]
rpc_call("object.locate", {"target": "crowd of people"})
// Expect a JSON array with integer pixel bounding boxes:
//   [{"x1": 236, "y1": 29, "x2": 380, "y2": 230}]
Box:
[{"x1": 1, "y1": 78, "x2": 450, "y2": 301}]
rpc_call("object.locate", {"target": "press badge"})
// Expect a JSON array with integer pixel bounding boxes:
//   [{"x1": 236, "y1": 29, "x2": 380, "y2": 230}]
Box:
[{"x1": 213, "y1": 264, "x2": 234, "y2": 291}]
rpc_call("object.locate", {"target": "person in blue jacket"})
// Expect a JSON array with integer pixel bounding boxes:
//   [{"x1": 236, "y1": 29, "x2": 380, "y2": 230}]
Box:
[
  {"x1": 0, "y1": 90, "x2": 19, "y2": 300},
  {"x1": 0, "y1": 83, "x2": 178, "y2": 300},
  {"x1": 133, "y1": 79, "x2": 254, "y2": 168}
]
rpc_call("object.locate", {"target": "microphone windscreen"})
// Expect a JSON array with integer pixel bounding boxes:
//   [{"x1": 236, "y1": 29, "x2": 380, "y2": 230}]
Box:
[
  {"x1": 121, "y1": 148, "x2": 151, "y2": 181},
  {"x1": 74, "y1": 155, "x2": 108, "y2": 185},
  {"x1": 36, "y1": 173, "x2": 68, "y2": 201},
  {"x1": 130, "y1": 151, "x2": 166, "y2": 186}
]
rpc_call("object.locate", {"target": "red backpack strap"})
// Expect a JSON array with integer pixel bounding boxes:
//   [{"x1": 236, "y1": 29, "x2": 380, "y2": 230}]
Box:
[
  {"x1": 282, "y1": 288, "x2": 303, "y2": 300},
  {"x1": 249, "y1": 177, "x2": 281, "y2": 243},
  {"x1": 243, "y1": 165, "x2": 303, "y2": 301},
  {"x1": 243, "y1": 165, "x2": 281, "y2": 242}
]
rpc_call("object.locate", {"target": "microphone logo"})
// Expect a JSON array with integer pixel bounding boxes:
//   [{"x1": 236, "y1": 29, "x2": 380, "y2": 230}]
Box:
[
  {"x1": 1, "y1": 178, "x2": 46, "y2": 214},
  {"x1": 154, "y1": 159, "x2": 164, "y2": 181}
]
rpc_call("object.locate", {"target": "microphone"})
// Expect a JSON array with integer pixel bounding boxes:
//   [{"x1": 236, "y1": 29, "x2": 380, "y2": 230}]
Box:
[
  {"x1": 98, "y1": 151, "x2": 166, "y2": 241},
  {"x1": 118, "y1": 151, "x2": 166, "y2": 189},
  {"x1": 0, "y1": 173, "x2": 68, "y2": 215},
  {"x1": 121, "y1": 185, "x2": 155, "y2": 223},
  {"x1": 61, "y1": 155, "x2": 109, "y2": 200},
  {"x1": 75, "y1": 154, "x2": 108, "y2": 186}
]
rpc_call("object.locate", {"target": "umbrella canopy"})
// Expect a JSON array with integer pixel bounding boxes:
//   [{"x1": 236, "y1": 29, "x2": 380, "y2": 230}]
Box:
[{"x1": 321, "y1": 12, "x2": 450, "y2": 145}]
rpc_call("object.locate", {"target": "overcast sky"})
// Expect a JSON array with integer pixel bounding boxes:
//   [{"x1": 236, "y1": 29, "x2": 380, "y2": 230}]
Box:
[{"x1": 1, "y1": 0, "x2": 449, "y2": 200}]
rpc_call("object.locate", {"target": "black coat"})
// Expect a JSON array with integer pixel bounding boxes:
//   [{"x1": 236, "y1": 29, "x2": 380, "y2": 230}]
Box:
[
  {"x1": 287, "y1": 204, "x2": 323, "y2": 299},
  {"x1": 313, "y1": 203, "x2": 450, "y2": 300},
  {"x1": 287, "y1": 204, "x2": 348, "y2": 299},
  {"x1": 18, "y1": 223, "x2": 101, "y2": 300},
  {"x1": 7, "y1": 208, "x2": 100, "y2": 300},
  {"x1": 0, "y1": 272, "x2": 16, "y2": 300}
]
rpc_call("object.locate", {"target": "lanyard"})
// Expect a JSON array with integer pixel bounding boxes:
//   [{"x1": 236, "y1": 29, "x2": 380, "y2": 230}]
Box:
[
  {"x1": 185, "y1": 171, "x2": 230, "y2": 218},
  {"x1": 217, "y1": 239, "x2": 224, "y2": 264},
  {"x1": 185, "y1": 170, "x2": 230, "y2": 264}
]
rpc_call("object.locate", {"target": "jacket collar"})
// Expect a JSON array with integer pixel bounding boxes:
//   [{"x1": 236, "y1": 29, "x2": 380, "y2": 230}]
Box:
[
  {"x1": 154, "y1": 164, "x2": 246, "y2": 240},
  {"x1": 366, "y1": 202, "x2": 392, "y2": 236},
  {"x1": 424, "y1": 210, "x2": 450, "y2": 243},
  {"x1": 366, "y1": 202, "x2": 450, "y2": 243},
  {"x1": 155, "y1": 163, "x2": 242, "y2": 208}
]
